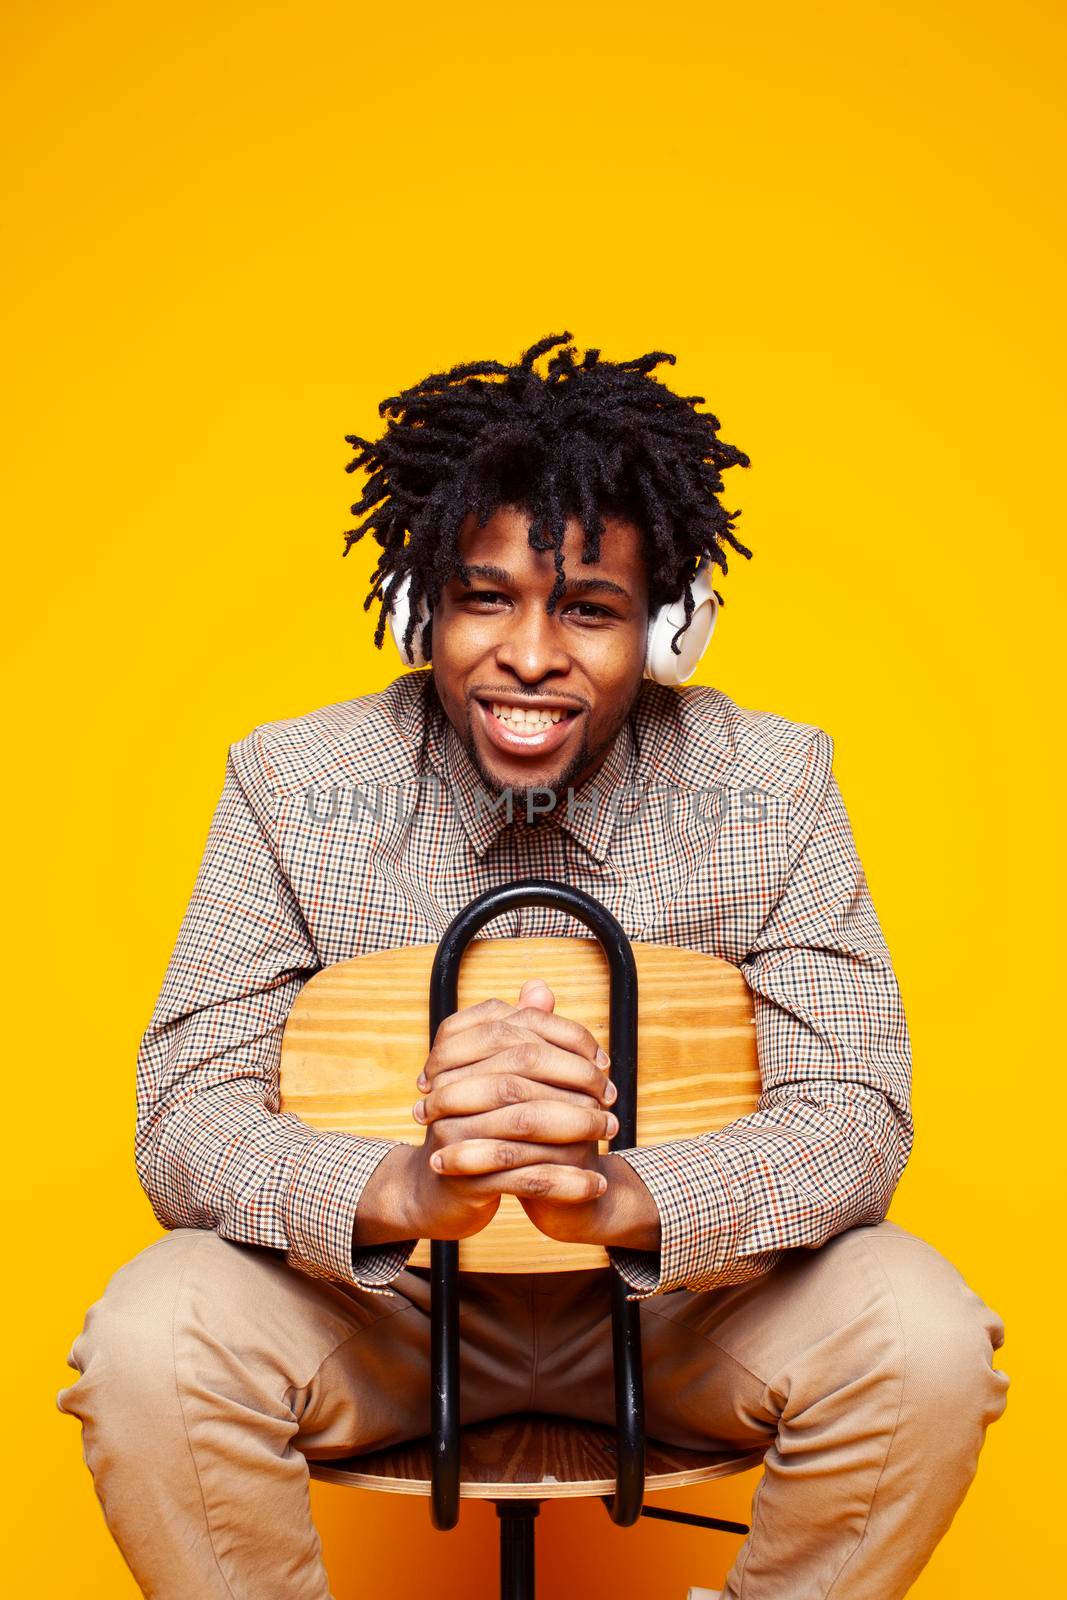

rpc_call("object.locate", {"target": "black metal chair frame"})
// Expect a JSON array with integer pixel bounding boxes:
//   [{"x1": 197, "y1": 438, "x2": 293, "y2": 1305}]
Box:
[{"x1": 426, "y1": 878, "x2": 749, "y2": 1599}]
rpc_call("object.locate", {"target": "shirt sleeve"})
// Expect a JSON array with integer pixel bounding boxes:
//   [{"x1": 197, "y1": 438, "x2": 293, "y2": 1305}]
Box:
[
  {"x1": 606, "y1": 729, "x2": 913, "y2": 1299},
  {"x1": 135, "y1": 733, "x2": 418, "y2": 1295}
]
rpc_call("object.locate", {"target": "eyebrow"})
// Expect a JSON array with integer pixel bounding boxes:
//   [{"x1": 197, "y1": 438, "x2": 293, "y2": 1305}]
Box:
[{"x1": 454, "y1": 562, "x2": 632, "y2": 602}]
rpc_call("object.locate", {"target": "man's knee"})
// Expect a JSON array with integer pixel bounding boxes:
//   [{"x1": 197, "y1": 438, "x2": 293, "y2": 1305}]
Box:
[
  {"x1": 904, "y1": 1276, "x2": 1009, "y2": 1435},
  {"x1": 58, "y1": 1226, "x2": 400, "y2": 1445},
  {"x1": 57, "y1": 1231, "x2": 207, "y2": 1444},
  {"x1": 57, "y1": 1229, "x2": 286, "y2": 1436},
  {"x1": 861, "y1": 1224, "x2": 1009, "y2": 1443}
]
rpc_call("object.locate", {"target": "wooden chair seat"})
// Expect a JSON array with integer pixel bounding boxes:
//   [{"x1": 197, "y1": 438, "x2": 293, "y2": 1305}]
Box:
[{"x1": 308, "y1": 1414, "x2": 766, "y2": 1500}]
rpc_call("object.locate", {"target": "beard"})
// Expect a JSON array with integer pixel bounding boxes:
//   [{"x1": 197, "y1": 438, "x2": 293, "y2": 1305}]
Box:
[{"x1": 460, "y1": 705, "x2": 598, "y2": 821}]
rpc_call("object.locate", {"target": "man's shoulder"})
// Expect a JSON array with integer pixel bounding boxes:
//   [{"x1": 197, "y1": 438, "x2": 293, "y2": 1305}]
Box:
[
  {"x1": 634, "y1": 679, "x2": 833, "y2": 802},
  {"x1": 228, "y1": 672, "x2": 427, "y2": 803}
]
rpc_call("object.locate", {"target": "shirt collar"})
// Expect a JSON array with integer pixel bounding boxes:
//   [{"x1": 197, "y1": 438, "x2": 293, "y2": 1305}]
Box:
[{"x1": 425, "y1": 701, "x2": 638, "y2": 864}]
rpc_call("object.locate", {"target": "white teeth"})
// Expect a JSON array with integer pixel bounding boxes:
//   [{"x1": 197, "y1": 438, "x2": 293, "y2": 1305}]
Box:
[{"x1": 490, "y1": 702, "x2": 563, "y2": 733}]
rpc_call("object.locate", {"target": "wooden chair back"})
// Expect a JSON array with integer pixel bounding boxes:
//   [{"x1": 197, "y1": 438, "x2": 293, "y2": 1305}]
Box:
[{"x1": 279, "y1": 936, "x2": 760, "y2": 1272}]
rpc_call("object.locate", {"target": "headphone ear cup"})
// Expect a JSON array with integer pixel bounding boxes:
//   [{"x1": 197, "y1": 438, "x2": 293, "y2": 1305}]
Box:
[
  {"x1": 387, "y1": 573, "x2": 432, "y2": 667},
  {"x1": 644, "y1": 560, "x2": 719, "y2": 685}
]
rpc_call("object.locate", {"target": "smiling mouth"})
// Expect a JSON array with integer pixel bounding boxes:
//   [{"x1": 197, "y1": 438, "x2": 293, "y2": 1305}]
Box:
[
  {"x1": 487, "y1": 701, "x2": 574, "y2": 734},
  {"x1": 473, "y1": 696, "x2": 583, "y2": 754}
]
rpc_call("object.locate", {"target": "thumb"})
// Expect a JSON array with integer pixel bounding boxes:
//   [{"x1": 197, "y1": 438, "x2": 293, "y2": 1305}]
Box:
[{"x1": 519, "y1": 978, "x2": 555, "y2": 1011}]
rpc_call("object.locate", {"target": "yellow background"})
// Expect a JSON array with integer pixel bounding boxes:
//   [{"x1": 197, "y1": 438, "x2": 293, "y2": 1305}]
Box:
[{"x1": 4, "y1": 1, "x2": 1062, "y2": 1593}]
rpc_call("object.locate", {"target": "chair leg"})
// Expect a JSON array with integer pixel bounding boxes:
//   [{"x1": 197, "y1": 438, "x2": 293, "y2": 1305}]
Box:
[{"x1": 495, "y1": 1500, "x2": 540, "y2": 1600}]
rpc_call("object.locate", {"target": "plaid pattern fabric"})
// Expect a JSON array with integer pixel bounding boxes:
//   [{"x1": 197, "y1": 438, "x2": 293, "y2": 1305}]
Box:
[{"x1": 136, "y1": 670, "x2": 912, "y2": 1301}]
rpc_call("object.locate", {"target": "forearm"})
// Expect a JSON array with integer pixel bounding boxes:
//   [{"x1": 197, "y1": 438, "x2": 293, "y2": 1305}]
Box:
[
  {"x1": 138, "y1": 1069, "x2": 407, "y2": 1287},
  {"x1": 608, "y1": 1083, "x2": 910, "y2": 1299}
]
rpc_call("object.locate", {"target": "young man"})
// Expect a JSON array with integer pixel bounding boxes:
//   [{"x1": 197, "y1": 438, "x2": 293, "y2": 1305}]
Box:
[{"x1": 58, "y1": 332, "x2": 1007, "y2": 1598}]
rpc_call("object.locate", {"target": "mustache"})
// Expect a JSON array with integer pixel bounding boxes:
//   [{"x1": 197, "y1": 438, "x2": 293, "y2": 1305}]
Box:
[{"x1": 470, "y1": 691, "x2": 589, "y2": 711}]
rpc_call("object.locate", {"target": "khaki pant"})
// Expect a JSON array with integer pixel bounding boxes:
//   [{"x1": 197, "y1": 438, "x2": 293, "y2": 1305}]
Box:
[{"x1": 57, "y1": 1220, "x2": 1007, "y2": 1599}]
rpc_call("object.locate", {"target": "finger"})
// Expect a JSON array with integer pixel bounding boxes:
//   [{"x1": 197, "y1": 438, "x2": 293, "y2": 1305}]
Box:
[
  {"x1": 444, "y1": 1164, "x2": 608, "y2": 1203},
  {"x1": 427, "y1": 1102, "x2": 618, "y2": 1148},
  {"x1": 427, "y1": 1008, "x2": 606, "y2": 1078},
  {"x1": 430, "y1": 997, "x2": 518, "y2": 1048},
  {"x1": 518, "y1": 978, "x2": 555, "y2": 1011},
  {"x1": 419, "y1": 1001, "x2": 530, "y2": 1091},
  {"x1": 414, "y1": 1072, "x2": 604, "y2": 1125},
  {"x1": 426, "y1": 1043, "x2": 616, "y2": 1104},
  {"x1": 422, "y1": 1017, "x2": 607, "y2": 1094},
  {"x1": 509, "y1": 1005, "x2": 608, "y2": 1068},
  {"x1": 430, "y1": 1138, "x2": 603, "y2": 1177}
]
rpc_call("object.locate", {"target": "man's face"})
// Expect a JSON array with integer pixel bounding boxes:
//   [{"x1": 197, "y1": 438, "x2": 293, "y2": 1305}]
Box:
[{"x1": 430, "y1": 503, "x2": 650, "y2": 806}]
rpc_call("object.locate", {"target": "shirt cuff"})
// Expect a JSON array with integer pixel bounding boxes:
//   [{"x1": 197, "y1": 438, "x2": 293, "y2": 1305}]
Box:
[
  {"x1": 604, "y1": 1138, "x2": 776, "y2": 1299},
  {"x1": 282, "y1": 1130, "x2": 417, "y2": 1296}
]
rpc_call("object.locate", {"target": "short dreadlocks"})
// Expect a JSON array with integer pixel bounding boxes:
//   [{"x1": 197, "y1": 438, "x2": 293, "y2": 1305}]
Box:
[{"x1": 342, "y1": 329, "x2": 752, "y2": 665}]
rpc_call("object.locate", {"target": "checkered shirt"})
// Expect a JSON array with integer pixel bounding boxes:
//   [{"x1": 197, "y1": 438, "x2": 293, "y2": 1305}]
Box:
[{"x1": 135, "y1": 670, "x2": 912, "y2": 1301}]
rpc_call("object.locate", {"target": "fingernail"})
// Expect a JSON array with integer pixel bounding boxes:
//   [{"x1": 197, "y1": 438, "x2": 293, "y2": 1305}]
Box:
[
  {"x1": 413, "y1": 1100, "x2": 426, "y2": 1122},
  {"x1": 596, "y1": 1047, "x2": 610, "y2": 1069},
  {"x1": 604, "y1": 1081, "x2": 618, "y2": 1103},
  {"x1": 417, "y1": 1073, "x2": 429, "y2": 1091},
  {"x1": 596, "y1": 1175, "x2": 608, "y2": 1194},
  {"x1": 606, "y1": 1114, "x2": 619, "y2": 1136},
  {"x1": 430, "y1": 1152, "x2": 444, "y2": 1171}
]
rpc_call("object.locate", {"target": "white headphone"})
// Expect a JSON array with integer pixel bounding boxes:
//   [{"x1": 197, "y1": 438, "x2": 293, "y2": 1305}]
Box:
[{"x1": 386, "y1": 556, "x2": 719, "y2": 687}]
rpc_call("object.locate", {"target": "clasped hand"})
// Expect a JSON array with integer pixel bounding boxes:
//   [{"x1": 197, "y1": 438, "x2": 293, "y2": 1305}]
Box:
[
  {"x1": 407, "y1": 977, "x2": 620, "y2": 1245},
  {"x1": 354, "y1": 978, "x2": 658, "y2": 1253}
]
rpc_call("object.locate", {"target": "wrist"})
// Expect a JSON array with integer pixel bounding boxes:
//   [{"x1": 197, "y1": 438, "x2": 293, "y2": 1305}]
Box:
[
  {"x1": 353, "y1": 1144, "x2": 421, "y2": 1247},
  {"x1": 597, "y1": 1152, "x2": 662, "y2": 1252}
]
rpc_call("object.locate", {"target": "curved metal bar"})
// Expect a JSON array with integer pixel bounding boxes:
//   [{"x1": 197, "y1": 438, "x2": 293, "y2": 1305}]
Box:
[
  {"x1": 605, "y1": 1262, "x2": 646, "y2": 1525},
  {"x1": 427, "y1": 878, "x2": 646, "y2": 1530},
  {"x1": 428, "y1": 1237, "x2": 460, "y2": 1530}
]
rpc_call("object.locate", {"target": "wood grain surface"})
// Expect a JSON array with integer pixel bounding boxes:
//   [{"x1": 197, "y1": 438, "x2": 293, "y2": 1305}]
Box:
[
  {"x1": 280, "y1": 937, "x2": 761, "y2": 1272},
  {"x1": 307, "y1": 1412, "x2": 766, "y2": 1498}
]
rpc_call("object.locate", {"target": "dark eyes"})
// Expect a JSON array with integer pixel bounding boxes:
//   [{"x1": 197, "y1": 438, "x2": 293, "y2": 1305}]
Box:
[{"x1": 460, "y1": 588, "x2": 613, "y2": 620}]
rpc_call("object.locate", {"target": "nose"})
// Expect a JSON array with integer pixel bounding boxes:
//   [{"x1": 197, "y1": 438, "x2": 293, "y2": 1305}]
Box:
[{"x1": 493, "y1": 600, "x2": 572, "y2": 682}]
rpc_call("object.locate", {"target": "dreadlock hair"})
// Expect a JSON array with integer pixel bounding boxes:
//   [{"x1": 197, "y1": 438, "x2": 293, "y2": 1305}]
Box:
[{"x1": 342, "y1": 329, "x2": 752, "y2": 667}]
